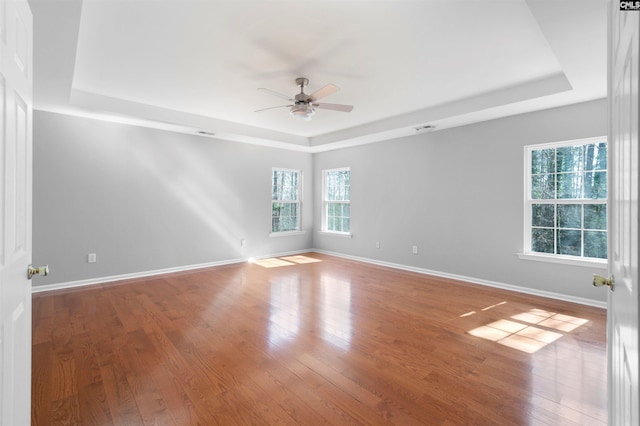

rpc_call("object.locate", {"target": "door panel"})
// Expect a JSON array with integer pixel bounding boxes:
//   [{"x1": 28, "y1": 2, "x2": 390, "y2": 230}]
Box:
[
  {"x1": 0, "y1": 77, "x2": 4, "y2": 265},
  {"x1": 0, "y1": 0, "x2": 32, "y2": 425},
  {"x1": 608, "y1": 3, "x2": 639, "y2": 425}
]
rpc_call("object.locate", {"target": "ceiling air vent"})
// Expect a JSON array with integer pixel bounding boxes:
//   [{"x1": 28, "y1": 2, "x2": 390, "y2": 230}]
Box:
[{"x1": 415, "y1": 125, "x2": 435, "y2": 133}]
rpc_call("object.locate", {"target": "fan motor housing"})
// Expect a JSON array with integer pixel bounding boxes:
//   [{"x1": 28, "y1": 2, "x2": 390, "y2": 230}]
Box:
[{"x1": 295, "y1": 93, "x2": 310, "y2": 102}]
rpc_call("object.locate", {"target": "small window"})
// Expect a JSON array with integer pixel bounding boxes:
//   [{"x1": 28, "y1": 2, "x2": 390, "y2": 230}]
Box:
[
  {"x1": 524, "y1": 138, "x2": 607, "y2": 260},
  {"x1": 323, "y1": 168, "x2": 350, "y2": 234},
  {"x1": 272, "y1": 168, "x2": 301, "y2": 233}
]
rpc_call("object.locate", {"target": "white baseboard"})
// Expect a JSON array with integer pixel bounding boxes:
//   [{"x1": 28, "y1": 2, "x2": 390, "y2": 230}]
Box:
[
  {"x1": 32, "y1": 248, "x2": 607, "y2": 309},
  {"x1": 311, "y1": 249, "x2": 607, "y2": 309},
  {"x1": 31, "y1": 249, "x2": 310, "y2": 294}
]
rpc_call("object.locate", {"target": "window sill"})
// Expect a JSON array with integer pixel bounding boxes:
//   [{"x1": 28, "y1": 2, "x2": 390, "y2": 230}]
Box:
[
  {"x1": 269, "y1": 231, "x2": 306, "y2": 238},
  {"x1": 319, "y1": 230, "x2": 353, "y2": 239},
  {"x1": 517, "y1": 252, "x2": 607, "y2": 269}
]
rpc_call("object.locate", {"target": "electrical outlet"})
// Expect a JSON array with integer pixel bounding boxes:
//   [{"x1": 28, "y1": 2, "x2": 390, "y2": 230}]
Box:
[
  {"x1": 376, "y1": 241, "x2": 380, "y2": 249},
  {"x1": 241, "y1": 239, "x2": 247, "y2": 248},
  {"x1": 412, "y1": 245, "x2": 418, "y2": 255},
  {"x1": 88, "y1": 253, "x2": 97, "y2": 263}
]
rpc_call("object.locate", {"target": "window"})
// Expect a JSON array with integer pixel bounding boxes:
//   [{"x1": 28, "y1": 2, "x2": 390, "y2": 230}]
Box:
[
  {"x1": 524, "y1": 138, "x2": 607, "y2": 262},
  {"x1": 271, "y1": 168, "x2": 301, "y2": 233},
  {"x1": 322, "y1": 168, "x2": 350, "y2": 234}
]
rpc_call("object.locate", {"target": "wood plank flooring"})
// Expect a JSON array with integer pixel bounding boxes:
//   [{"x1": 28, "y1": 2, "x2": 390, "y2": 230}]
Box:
[{"x1": 31, "y1": 253, "x2": 607, "y2": 425}]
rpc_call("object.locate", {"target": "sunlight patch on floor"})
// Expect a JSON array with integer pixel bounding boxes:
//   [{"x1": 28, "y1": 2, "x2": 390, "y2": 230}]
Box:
[
  {"x1": 252, "y1": 258, "x2": 295, "y2": 268},
  {"x1": 467, "y1": 308, "x2": 585, "y2": 354},
  {"x1": 481, "y1": 301, "x2": 507, "y2": 311},
  {"x1": 460, "y1": 301, "x2": 507, "y2": 318},
  {"x1": 511, "y1": 310, "x2": 589, "y2": 332},
  {"x1": 281, "y1": 255, "x2": 323, "y2": 264},
  {"x1": 253, "y1": 255, "x2": 322, "y2": 268}
]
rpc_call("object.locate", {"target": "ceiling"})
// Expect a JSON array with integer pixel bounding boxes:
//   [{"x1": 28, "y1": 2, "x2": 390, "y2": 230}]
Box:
[{"x1": 31, "y1": 0, "x2": 607, "y2": 152}]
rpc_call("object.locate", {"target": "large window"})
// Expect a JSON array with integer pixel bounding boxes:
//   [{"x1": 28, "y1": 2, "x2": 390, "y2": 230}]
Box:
[
  {"x1": 272, "y1": 168, "x2": 301, "y2": 233},
  {"x1": 525, "y1": 138, "x2": 607, "y2": 261},
  {"x1": 323, "y1": 168, "x2": 350, "y2": 234}
]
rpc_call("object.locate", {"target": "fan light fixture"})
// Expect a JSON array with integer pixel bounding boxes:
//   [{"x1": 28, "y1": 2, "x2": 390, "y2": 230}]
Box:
[
  {"x1": 256, "y1": 77, "x2": 353, "y2": 121},
  {"x1": 290, "y1": 103, "x2": 316, "y2": 121}
]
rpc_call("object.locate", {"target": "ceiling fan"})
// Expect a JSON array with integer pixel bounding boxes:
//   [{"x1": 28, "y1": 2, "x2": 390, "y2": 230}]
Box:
[{"x1": 256, "y1": 77, "x2": 354, "y2": 121}]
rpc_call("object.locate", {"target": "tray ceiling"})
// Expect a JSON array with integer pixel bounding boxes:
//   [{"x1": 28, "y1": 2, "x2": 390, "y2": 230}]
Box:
[{"x1": 31, "y1": 0, "x2": 607, "y2": 151}]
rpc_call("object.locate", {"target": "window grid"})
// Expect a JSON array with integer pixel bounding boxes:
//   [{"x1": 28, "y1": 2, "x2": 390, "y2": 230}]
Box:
[
  {"x1": 323, "y1": 168, "x2": 351, "y2": 234},
  {"x1": 272, "y1": 168, "x2": 301, "y2": 233},
  {"x1": 526, "y1": 138, "x2": 607, "y2": 260},
  {"x1": 530, "y1": 200, "x2": 607, "y2": 258}
]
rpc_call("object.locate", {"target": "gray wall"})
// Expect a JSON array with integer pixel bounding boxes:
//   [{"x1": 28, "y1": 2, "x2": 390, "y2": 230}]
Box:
[
  {"x1": 33, "y1": 100, "x2": 608, "y2": 303},
  {"x1": 313, "y1": 99, "x2": 608, "y2": 303},
  {"x1": 32, "y1": 110, "x2": 313, "y2": 286}
]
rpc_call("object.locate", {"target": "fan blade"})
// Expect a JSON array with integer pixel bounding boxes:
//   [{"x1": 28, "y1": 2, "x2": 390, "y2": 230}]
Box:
[
  {"x1": 309, "y1": 84, "x2": 339, "y2": 102},
  {"x1": 254, "y1": 104, "x2": 292, "y2": 112},
  {"x1": 313, "y1": 103, "x2": 353, "y2": 112},
  {"x1": 258, "y1": 88, "x2": 294, "y2": 101}
]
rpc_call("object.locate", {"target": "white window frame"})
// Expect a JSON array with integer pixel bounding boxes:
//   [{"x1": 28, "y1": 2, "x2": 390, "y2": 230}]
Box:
[
  {"x1": 518, "y1": 136, "x2": 608, "y2": 268},
  {"x1": 270, "y1": 168, "x2": 304, "y2": 237},
  {"x1": 321, "y1": 167, "x2": 352, "y2": 237}
]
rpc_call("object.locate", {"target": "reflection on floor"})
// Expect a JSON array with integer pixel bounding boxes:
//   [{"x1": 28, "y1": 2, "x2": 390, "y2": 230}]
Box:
[{"x1": 32, "y1": 252, "x2": 606, "y2": 425}]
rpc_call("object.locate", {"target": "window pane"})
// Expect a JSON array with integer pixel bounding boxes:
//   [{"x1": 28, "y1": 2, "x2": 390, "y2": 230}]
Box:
[
  {"x1": 532, "y1": 148, "x2": 555, "y2": 174},
  {"x1": 584, "y1": 171, "x2": 607, "y2": 199},
  {"x1": 272, "y1": 203, "x2": 281, "y2": 232},
  {"x1": 584, "y1": 143, "x2": 607, "y2": 171},
  {"x1": 556, "y1": 145, "x2": 584, "y2": 173},
  {"x1": 272, "y1": 170, "x2": 299, "y2": 201},
  {"x1": 557, "y1": 204, "x2": 581, "y2": 229},
  {"x1": 327, "y1": 203, "x2": 336, "y2": 231},
  {"x1": 272, "y1": 202, "x2": 299, "y2": 232},
  {"x1": 326, "y1": 170, "x2": 350, "y2": 201},
  {"x1": 327, "y1": 177, "x2": 336, "y2": 200},
  {"x1": 272, "y1": 170, "x2": 284, "y2": 200},
  {"x1": 343, "y1": 174, "x2": 350, "y2": 200},
  {"x1": 557, "y1": 173, "x2": 583, "y2": 199},
  {"x1": 532, "y1": 174, "x2": 555, "y2": 199},
  {"x1": 326, "y1": 176, "x2": 334, "y2": 199},
  {"x1": 532, "y1": 204, "x2": 554, "y2": 227},
  {"x1": 584, "y1": 231, "x2": 607, "y2": 259},
  {"x1": 288, "y1": 172, "x2": 299, "y2": 200},
  {"x1": 333, "y1": 203, "x2": 342, "y2": 218},
  {"x1": 584, "y1": 204, "x2": 606, "y2": 230},
  {"x1": 342, "y1": 217, "x2": 350, "y2": 233},
  {"x1": 326, "y1": 202, "x2": 350, "y2": 233},
  {"x1": 558, "y1": 230, "x2": 581, "y2": 256},
  {"x1": 272, "y1": 172, "x2": 280, "y2": 200},
  {"x1": 532, "y1": 228, "x2": 554, "y2": 253},
  {"x1": 282, "y1": 172, "x2": 297, "y2": 200}
]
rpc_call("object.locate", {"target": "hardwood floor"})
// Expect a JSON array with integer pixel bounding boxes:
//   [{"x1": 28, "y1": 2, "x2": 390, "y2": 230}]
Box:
[{"x1": 31, "y1": 253, "x2": 607, "y2": 425}]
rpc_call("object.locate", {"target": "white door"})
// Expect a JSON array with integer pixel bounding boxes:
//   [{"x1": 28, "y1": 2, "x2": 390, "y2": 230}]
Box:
[
  {"x1": 0, "y1": 0, "x2": 32, "y2": 424},
  {"x1": 607, "y1": 2, "x2": 639, "y2": 425}
]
